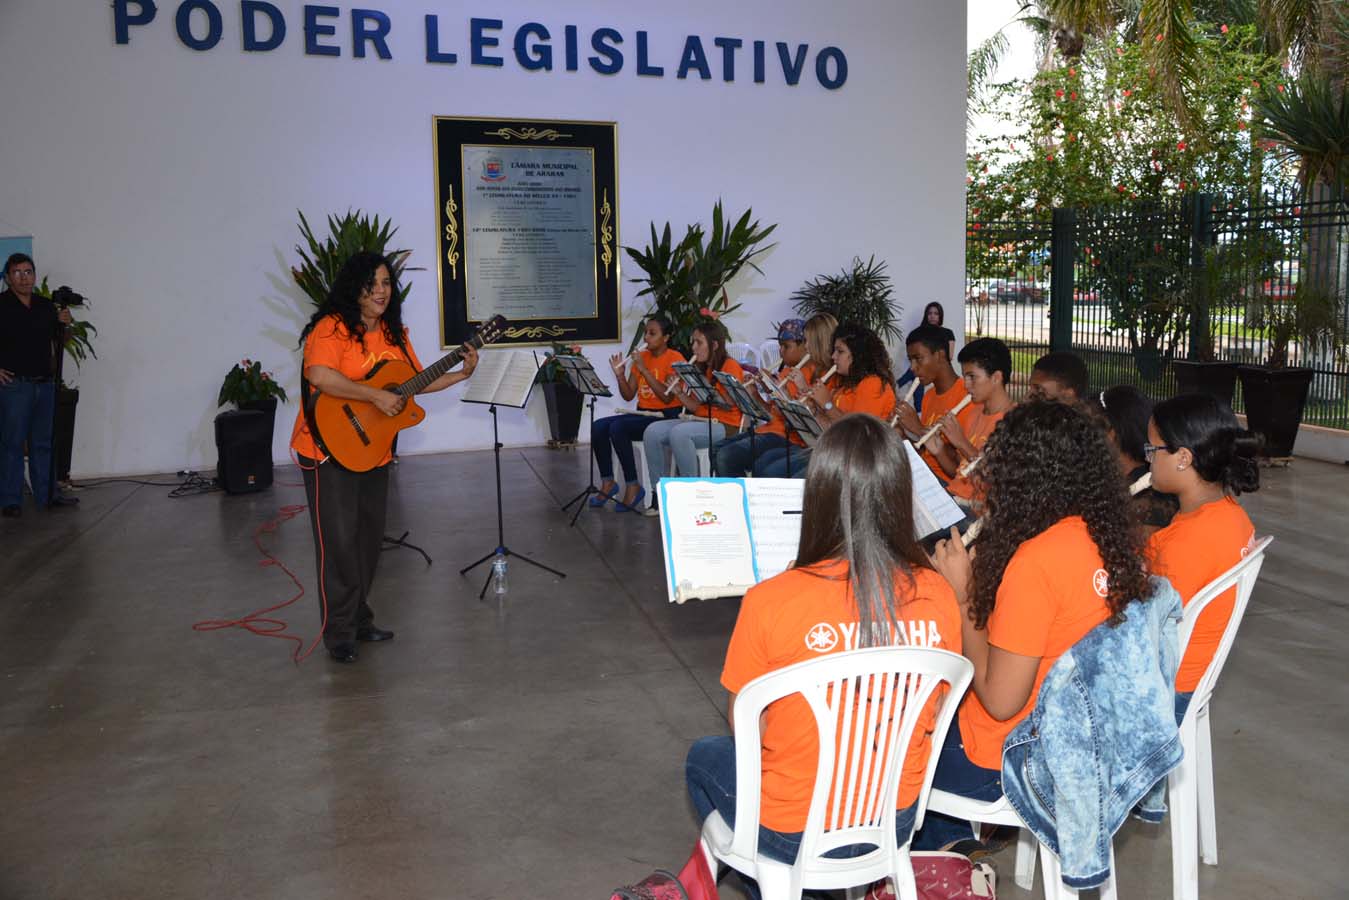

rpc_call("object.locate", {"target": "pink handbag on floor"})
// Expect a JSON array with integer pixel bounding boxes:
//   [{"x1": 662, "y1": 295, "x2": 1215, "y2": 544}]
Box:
[
  {"x1": 865, "y1": 851, "x2": 996, "y2": 900},
  {"x1": 610, "y1": 842, "x2": 719, "y2": 900}
]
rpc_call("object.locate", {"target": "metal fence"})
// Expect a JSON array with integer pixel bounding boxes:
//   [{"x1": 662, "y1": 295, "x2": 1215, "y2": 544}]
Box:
[{"x1": 966, "y1": 188, "x2": 1349, "y2": 427}]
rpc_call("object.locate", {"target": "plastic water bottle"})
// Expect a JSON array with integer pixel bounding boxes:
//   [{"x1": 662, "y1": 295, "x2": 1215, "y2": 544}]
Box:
[{"x1": 491, "y1": 553, "x2": 508, "y2": 596}]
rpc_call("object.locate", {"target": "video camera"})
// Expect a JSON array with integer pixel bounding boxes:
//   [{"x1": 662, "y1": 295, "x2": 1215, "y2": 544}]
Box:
[{"x1": 51, "y1": 286, "x2": 86, "y2": 307}]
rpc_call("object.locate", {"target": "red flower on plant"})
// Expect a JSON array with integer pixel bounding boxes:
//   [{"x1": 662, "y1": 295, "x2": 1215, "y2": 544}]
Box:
[
  {"x1": 1237, "y1": 121, "x2": 1247, "y2": 130},
  {"x1": 1277, "y1": 84, "x2": 1285, "y2": 93},
  {"x1": 1123, "y1": 89, "x2": 1132, "y2": 97},
  {"x1": 1220, "y1": 24, "x2": 1229, "y2": 34},
  {"x1": 1068, "y1": 67, "x2": 1076, "y2": 78},
  {"x1": 1069, "y1": 91, "x2": 1077, "y2": 100},
  {"x1": 1055, "y1": 89, "x2": 1065, "y2": 98},
  {"x1": 1155, "y1": 33, "x2": 1164, "y2": 42},
  {"x1": 1046, "y1": 153, "x2": 1055, "y2": 161},
  {"x1": 1177, "y1": 140, "x2": 1187, "y2": 150},
  {"x1": 1117, "y1": 185, "x2": 1127, "y2": 193},
  {"x1": 1180, "y1": 181, "x2": 1188, "y2": 190},
  {"x1": 699, "y1": 307, "x2": 720, "y2": 320}
]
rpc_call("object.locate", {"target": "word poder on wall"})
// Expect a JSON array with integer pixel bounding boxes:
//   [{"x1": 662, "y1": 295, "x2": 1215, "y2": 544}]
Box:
[{"x1": 112, "y1": 1, "x2": 850, "y2": 90}]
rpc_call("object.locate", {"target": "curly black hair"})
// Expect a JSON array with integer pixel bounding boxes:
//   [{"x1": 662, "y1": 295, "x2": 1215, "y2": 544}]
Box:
[
  {"x1": 969, "y1": 399, "x2": 1150, "y2": 629},
  {"x1": 299, "y1": 251, "x2": 406, "y2": 350},
  {"x1": 833, "y1": 323, "x2": 894, "y2": 389}
]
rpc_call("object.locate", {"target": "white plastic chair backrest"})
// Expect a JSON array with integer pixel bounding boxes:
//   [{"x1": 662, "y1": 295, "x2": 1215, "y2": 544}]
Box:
[
  {"x1": 729, "y1": 647, "x2": 973, "y2": 867},
  {"x1": 1178, "y1": 535, "x2": 1272, "y2": 719},
  {"x1": 727, "y1": 342, "x2": 759, "y2": 369},
  {"x1": 758, "y1": 339, "x2": 783, "y2": 372}
]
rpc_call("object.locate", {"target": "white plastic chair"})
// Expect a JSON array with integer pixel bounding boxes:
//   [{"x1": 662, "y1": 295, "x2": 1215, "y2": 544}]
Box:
[
  {"x1": 700, "y1": 647, "x2": 973, "y2": 900},
  {"x1": 758, "y1": 339, "x2": 783, "y2": 372},
  {"x1": 622, "y1": 443, "x2": 711, "y2": 511},
  {"x1": 727, "y1": 342, "x2": 759, "y2": 370},
  {"x1": 1169, "y1": 536, "x2": 1272, "y2": 900}
]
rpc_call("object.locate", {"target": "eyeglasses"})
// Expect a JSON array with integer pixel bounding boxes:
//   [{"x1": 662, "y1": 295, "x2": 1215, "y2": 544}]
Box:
[
  {"x1": 7, "y1": 269, "x2": 34, "y2": 279},
  {"x1": 1143, "y1": 443, "x2": 1167, "y2": 462}
]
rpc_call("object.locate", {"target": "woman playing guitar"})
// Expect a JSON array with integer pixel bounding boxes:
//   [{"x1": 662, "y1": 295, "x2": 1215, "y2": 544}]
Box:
[{"x1": 290, "y1": 251, "x2": 478, "y2": 663}]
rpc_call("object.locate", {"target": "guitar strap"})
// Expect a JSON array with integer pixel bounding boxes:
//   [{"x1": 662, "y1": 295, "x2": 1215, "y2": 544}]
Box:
[{"x1": 298, "y1": 369, "x2": 334, "y2": 464}]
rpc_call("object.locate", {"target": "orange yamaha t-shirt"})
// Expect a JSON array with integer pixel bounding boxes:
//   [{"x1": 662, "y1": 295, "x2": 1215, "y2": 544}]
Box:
[
  {"x1": 691, "y1": 357, "x2": 747, "y2": 429},
  {"x1": 721, "y1": 561, "x2": 962, "y2": 833},
  {"x1": 1147, "y1": 497, "x2": 1256, "y2": 693},
  {"x1": 957, "y1": 516, "x2": 1112, "y2": 771},
  {"x1": 758, "y1": 360, "x2": 818, "y2": 445},
  {"x1": 947, "y1": 406, "x2": 1008, "y2": 501},
  {"x1": 833, "y1": 374, "x2": 897, "y2": 420},
  {"x1": 636, "y1": 347, "x2": 686, "y2": 411},
  {"x1": 290, "y1": 315, "x2": 424, "y2": 465},
  {"x1": 918, "y1": 379, "x2": 976, "y2": 482}
]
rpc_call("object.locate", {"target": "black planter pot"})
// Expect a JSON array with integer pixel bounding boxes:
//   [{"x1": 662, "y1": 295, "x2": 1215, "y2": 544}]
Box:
[
  {"x1": 541, "y1": 381, "x2": 584, "y2": 444},
  {"x1": 54, "y1": 387, "x2": 78, "y2": 481},
  {"x1": 1132, "y1": 346, "x2": 1165, "y2": 381},
  {"x1": 238, "y1": 397, "x2": 278, "y2": 433},
  {"x1": 1172, "y1": 361, "x2": 1239, "y2": 408},
  {"x1": 1237, "y1": 365, "x2": 1314, "y2": 458}
]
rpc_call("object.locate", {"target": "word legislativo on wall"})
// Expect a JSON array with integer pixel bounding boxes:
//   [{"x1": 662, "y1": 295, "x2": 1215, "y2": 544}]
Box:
[{"x1": 112, "y1": 2, "x2": 850, "y2": 90}]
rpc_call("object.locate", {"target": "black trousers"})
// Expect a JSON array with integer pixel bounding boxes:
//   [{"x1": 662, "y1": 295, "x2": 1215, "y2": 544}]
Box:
[{"x1": 300, "y1": 457, "x2": 389, "y2": 648}]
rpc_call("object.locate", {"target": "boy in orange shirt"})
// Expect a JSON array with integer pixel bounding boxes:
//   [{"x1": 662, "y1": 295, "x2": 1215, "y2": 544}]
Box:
[
  {"x1": 893, "y1": 325, "x2": 977, "y2": 482},
  {"x1": 940, "y1": 338, "x2": 1014, "y2": 503},
  {"x1": 1028, "y1": 351, "x2": 1088, "y2": 403}
]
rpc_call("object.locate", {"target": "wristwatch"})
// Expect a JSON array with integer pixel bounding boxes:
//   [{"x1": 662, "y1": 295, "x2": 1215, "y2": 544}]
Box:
[{"x1": 823, "y1": 401, "x2": 835, "y2": 411}]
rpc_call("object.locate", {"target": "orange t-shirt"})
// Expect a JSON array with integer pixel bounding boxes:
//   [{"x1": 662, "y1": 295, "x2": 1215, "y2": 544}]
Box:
[
  {"x1": 757, "y1": 360, "x2": 818, "y2": 444},
  {"x1": 957, "y1": 516, "x2": 1113, "y2": 770},
  {"x1": 636, "y1": 347, "x2": 686, "y2": 411},
  {"x1": 832, "y1": 374, "x2": 897, "y2": 420},
  {"x1": 1147, "y1": 497, "x2": 1256, "y2": 692},
  {"x1": 918, "y1": 379, "x2": 977, "y2": 481},
  {"x1": 691, "y1": 357, "x2": 747, "y2": 429},
  {"x1": 947, "y1": 405, "x2": 1008, "y2": 501},
  {"x1": 721, "y1": 561, "x2": 962, "y2": 833},
  {"x1": 290, "y1": 315, "x2": 424, "y2": 465}
]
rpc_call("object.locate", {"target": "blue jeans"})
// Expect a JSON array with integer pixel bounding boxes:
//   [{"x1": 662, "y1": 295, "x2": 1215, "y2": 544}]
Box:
[
  {"x1": 643, "y1": 418, "x2": 727, "y2": 485},
  {"x1": 591, "y1": 411, "x2": 677, "y2": 482},
  {"x1": 753, "y1": 446, "x2": 810, "y2": 478},
  {"x1": 686, "y1": 735, "x2": 918, "y2": 868},
  {"x1": 1174, "y1": 691, "x2": 1194, "y2": 725},
  {"x1": 0, "y1": 380, "x2": 56, "y2": 508},
  {"x1": 911, "y1": 719, "x2": 1004, "y2": 851},
  {"x1": 713, "y1": 431, "x2": 787, "y2": 476}
]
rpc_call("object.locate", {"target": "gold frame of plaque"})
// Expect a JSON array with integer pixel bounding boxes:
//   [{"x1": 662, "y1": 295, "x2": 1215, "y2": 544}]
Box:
[{"x1": 433, "y1": 115, "x2": 620, "y2": 349}]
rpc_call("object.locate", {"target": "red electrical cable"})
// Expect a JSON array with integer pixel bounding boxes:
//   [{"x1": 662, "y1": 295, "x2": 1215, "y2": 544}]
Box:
[{"x1": 193, "y1": 453, "x2": 330, "y2": 664}]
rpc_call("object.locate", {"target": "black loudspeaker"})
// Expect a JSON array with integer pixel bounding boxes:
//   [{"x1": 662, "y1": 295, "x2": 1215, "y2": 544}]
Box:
[{"x1": 214, "y1": 409, "x2": 274, "y2": 494}]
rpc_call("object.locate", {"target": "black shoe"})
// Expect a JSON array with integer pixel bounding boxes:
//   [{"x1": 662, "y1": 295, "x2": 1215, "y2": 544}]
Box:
[
  {"x1": 356, "y1": 626, "x2": 394, "y2": 642},
  {"x1": 1, "y1": 506, "x2": 19, "y2": 518},
  {"x1": 328, "y1": 642, "x2": 359, "y2": 663},
  {"x1": 48, "y1": 496, "x2": 80, "y2": 509}
]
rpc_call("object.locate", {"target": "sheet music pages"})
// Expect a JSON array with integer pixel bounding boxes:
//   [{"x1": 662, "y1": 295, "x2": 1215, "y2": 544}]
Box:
[
  {"x1": 659, "y1": 479, "x2": 758, "y2": 604},
  {"x1": 903, "y1": 440, "x2": 965, "y2": 537},
  {"x1": 462, "y1": 350, "x2": 538, "y2": 407},
  {"x1": 743, "y1": 478, "x2": 805, "y2": 582}
]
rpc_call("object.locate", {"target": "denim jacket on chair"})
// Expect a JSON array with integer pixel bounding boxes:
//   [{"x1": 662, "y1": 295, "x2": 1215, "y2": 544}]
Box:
[{"x1": 1000, "y1": 577, "x2": 1184, "y2": 889}]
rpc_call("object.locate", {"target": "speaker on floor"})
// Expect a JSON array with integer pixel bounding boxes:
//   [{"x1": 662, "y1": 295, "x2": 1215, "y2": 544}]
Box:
[{"x1": 214, "y1": 409, "x2": 274, "y2": 494}]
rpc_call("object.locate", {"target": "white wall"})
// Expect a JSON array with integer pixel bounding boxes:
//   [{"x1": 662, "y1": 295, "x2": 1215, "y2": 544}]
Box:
[{"x1": 0, "y1": 0, "x2": 966, "y2": 476}]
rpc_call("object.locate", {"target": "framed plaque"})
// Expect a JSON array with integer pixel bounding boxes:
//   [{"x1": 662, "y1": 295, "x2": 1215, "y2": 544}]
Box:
[{"x1": 433, "y1": 116, "x2": 619, "y2": 348}]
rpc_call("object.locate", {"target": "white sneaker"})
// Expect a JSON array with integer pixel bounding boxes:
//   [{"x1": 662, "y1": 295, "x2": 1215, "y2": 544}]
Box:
[{"x1": 642, "y1": 505, "x2": 660, "y2": 518}]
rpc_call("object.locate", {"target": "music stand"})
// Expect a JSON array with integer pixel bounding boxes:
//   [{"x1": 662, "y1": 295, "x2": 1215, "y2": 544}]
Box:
[
  {"x1": 672, "y1": 362, "x2": 728, "y2": 477},
  {"x1": 714, "y1": 371, "x2": 771, "y2": 476},
  {"x1": 555, "y1": 355, "x2": 617, "y2": 525},
  {"x1": 779, "y1": 399, "x2": 823, "y2": 448},
  {"x1": 459, "y1": 351, "x2": 566, "y2": 599}
]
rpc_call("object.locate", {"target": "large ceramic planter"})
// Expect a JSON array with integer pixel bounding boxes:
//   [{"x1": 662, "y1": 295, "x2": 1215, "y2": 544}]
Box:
[
  {"x1": 54, "y1": 386, "x2": 78, "y2": 481},
  {"x1": 1172, "y1": 360, "x2": 1238, "y2": 408},
  {"x1": 1236, "y1": 365, "x2": 1313, "y2": 458},
  {"x1": 541, "y1": 381, "x2": 583, "y2": 445}
]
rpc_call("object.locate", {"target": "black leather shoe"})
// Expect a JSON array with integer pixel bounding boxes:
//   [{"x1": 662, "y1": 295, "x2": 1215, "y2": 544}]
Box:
[
  {"x1": 328, "y1": 642, "x2": 358, "y2": 663},
  {"x1": 356, "y1": 626, "x2": 394, "y2": 642},
  {"x1": 1, "y1": 506, "x2": 19, "y2": 518},
  {"x1": 48, "y1": 496, "x2": 80, "y2": 509}
]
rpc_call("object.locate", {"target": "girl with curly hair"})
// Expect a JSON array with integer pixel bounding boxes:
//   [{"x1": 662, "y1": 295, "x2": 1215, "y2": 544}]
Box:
[
  {"x1": 640, "y1": 319, "x2": 745, "y2": 514},
  {"x1": 1144, "y1": 393, "x2": 1259, "y2": 720},
  {"x1": 915, "y1": 399, "x2": 1151, "y2": 849},
  {"x1": 290, "y1": 251, "x2": 479, "y2": 663},
  {"x1": 753, "y1": 323, "x2": 897, "y2": 478}
]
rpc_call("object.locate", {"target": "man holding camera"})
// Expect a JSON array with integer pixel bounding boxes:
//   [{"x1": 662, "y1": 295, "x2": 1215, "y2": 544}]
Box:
[{"x1": 0, "y1": 253, "x2": 78, "y2": 517}]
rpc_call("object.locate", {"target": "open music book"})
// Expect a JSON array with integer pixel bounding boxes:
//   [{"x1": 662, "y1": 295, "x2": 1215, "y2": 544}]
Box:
[
  {"x1": 658, "y1": 462, "x2": 964, "y2": 604},
  {"x1": 461, "y1": 349, "x2": 539, "y2": 408}
]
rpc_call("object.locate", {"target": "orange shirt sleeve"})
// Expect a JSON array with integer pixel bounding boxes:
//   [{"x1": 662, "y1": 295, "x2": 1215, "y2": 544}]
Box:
[{"x1": 303, "y1": 317, "x2": 348, "y2": 373}]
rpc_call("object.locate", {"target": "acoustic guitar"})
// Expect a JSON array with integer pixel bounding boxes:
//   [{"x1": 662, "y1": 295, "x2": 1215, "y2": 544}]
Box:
[{"x1": 309, "y1": 315, "x2": 508, "y2": 471}]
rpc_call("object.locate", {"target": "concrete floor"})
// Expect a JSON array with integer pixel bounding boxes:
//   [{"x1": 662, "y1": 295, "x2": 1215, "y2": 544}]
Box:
[{"x1": 1, "y1": 446, "x2": 1345, "y2": 900}]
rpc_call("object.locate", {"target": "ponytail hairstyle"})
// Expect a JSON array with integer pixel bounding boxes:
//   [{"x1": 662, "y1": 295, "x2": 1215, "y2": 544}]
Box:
[
  {"x1": 1096, "y1": 385, "x2": 1155, "y2": 467},
  {"x1": 803, "y1": 313, "x2": 838, "y2": 383},
  {"x1": 796, "y1": 414, "x2": 931, "y2": 648},
  {"x1": 692, "y1": 319, "x2": 730, "y2": 377},
  {"x1": 832, "y1": 323, "x2": 894, "y2": 390},
  {"x1": 1151, "y1": 393, "x2": 1260, "y2": 495}
]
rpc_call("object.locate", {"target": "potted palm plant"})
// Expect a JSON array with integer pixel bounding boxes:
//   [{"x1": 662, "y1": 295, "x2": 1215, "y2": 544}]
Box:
[
  {"x1": 291, "y1": 209, "x2": 420, "y2": 306},
  {"x1": 791, "y1": 255, "x2": 901, "y2": 342}
]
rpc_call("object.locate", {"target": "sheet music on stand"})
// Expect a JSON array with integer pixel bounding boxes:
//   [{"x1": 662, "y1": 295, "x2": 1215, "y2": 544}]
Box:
[
  {"x1": 461, "y1": 349, "x2": 539, "y2": 408},
  {"x1": 714, "y1": 371, "x2": 771, "y2": 425},
  {"x1": 552, "y1": 354, "x2": 612, "y2": 398},
  {"x1": 902, "y1": 440, "x2": 966, "y2": 538},
  {"x1": 672, "y1": 362, "x2": 728, "y2": 408},
  {"x1": 779, "y1": 399, "x2": 823, "y2": 446}
]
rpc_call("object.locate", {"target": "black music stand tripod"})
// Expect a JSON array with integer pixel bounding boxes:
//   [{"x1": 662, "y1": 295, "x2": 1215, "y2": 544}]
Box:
[
  {"x1": 460, "y1": 385, "x2": 566, "y2": 599},
  {"x1": 554, "y1": 355, "x2": 615, "y2": 525},
  {"x1": 714, "y1": 371, "x2": 772, "y2": 476},
  {"x1": 672, "y1": 362, "x2": 729, "y2": 477}
]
